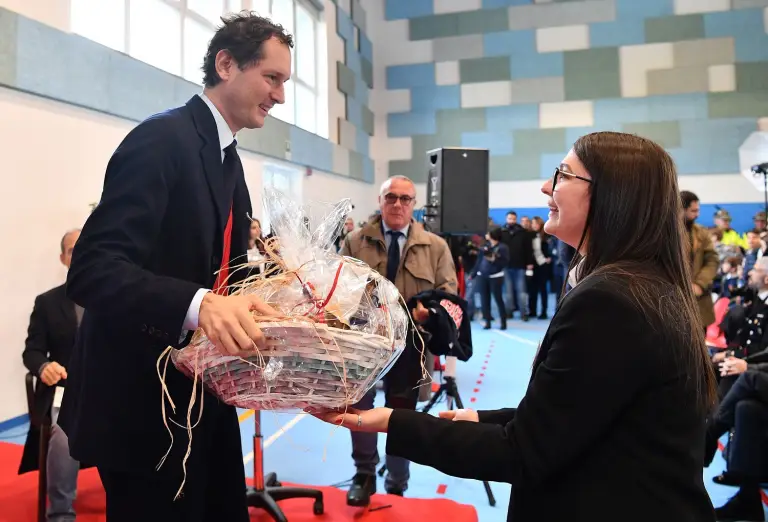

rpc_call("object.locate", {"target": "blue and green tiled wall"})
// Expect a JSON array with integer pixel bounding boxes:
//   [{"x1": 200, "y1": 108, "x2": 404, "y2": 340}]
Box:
[
  {"x1": 332, "y1": 0, "x2": 376, "y2": 182},
  {"x1": 382, "y1": 0, "x2": 768, "y2": 183},
  {"x1": 0, "y1": 5, "x2": 376, "y2": 183}
]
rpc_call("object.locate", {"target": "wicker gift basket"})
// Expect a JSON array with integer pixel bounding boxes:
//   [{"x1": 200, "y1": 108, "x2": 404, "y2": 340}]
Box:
[{"x1": 168, "y1": 188, "x2": 409, "y2": 412}]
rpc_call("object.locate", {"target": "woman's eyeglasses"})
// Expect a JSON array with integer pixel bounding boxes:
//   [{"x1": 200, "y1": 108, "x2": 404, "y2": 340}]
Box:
[{"x1": 552, "y1": 168, "x2": 592, "y2": 191}]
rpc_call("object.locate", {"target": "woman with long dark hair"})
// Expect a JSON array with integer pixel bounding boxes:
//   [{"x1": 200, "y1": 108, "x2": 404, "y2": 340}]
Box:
[{"x1": 309, "y1": 132, "x2": 718, "y2": 521}]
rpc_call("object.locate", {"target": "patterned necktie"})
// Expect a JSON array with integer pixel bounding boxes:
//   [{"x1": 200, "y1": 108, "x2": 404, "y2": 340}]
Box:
[{"x1": 386, "y1": 230, "x2": 403, "y2": 283}]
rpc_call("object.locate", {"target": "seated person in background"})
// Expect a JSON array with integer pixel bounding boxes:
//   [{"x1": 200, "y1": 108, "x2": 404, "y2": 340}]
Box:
[
  {"x1": 311, "y1": 132, "x2": 718, "y2": 522},
  {"x1": 743, "y1": 228, "x2": 764, "y2": 275},
  {"x1": 716, "y1": 256, "x2": 768, "y2": 389},
  {"x1": 718, "y1": 255, "x2": 744, "y2": 300},
  {"x1": 705, "y1": 354, "x2": 768, "y2": 520},
  {"x1": 19, "y1": 229, "x2": 82, "y2": 522}
]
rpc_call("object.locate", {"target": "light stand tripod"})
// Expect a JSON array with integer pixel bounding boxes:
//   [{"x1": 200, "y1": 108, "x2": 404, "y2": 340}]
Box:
[
  {"x1": 377, "y1": 357, "x2": 496, "y2": 507},
  {"x1": 245, "y1": 410, "x2": 324, "y2": 521},
  {"x1": 752, "y1": 162, "x2": 768, "y2": 224}
]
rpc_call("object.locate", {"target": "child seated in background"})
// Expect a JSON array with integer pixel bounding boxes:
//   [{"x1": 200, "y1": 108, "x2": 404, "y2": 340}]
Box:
[{"x1": 719, "y1": 256, "x2": 744, "y2": 300}]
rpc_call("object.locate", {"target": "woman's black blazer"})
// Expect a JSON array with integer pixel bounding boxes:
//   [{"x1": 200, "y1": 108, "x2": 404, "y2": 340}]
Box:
[{"x1": 386, "y1": 273, "x2": 715, "y2": 522}]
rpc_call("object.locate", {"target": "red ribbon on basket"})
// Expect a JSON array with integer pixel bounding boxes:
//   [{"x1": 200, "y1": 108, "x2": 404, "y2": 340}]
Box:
[{"x1": 293, "y1": 260, "x2": 346, "y2": 322}]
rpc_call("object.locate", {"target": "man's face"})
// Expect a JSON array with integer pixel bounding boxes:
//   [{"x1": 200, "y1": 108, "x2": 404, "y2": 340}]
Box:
[
  {"x1": 379, "y1": 178, "x2": 416, "y2": 230},
  {"x1": 60, "y1": 230, "x2": 81, "y2": 269},
  {"x1": 521, "y1": 216, "x2": 531, "y2": 229},
  {"x1": 750, "y1": 265, "x2": 768, "y2": 289},
  {"x1": 748, "y1": 232, "x2": 762, "y2": 250},
  {"x1": 344, "y1": 218, "x2": 354, "y2": 231},
  {"x1": 217, "y1": 37, "x2": 291, "y2": 131},
  {"x1": 506, "y1": 213, "x2": 516, "y2": 226},
  {"x1": 684, "y1": 201, "x2": 699, "y2": 224}
]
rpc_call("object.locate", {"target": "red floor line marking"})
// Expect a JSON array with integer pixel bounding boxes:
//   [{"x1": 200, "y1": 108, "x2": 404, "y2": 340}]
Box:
[
  {"x1": 479, "y1": 373, "x2": 485, "y2": 377},
  {"x1": 476, "y1": 380, "x2": 483, "y2": 384},
  {"x1": 473, "y1": 388, "x2": 480, "y2": 393},
  {"x1": 470, "y1": 397, "x2": 477, "y2": 403},
  {"x1": 436, "y1": 484, "x2": 447, "y2": 495}
]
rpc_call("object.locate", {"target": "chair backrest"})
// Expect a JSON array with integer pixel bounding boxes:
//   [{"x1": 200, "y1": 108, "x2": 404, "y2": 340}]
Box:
[
  {"x1": 706, "y1": 297, "x2": 730, "y2": 349},
  {"x1": 25, "y1": 372, "x2": 36, "y2": 424}
]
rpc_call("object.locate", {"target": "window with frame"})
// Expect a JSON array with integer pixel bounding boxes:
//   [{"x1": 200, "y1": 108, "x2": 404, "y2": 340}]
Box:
[{"x1": 70, "y1": 0, "x2": 325, "y2": 138}]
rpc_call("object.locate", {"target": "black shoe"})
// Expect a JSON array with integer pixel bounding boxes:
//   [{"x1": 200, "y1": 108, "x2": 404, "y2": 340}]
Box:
[
  {"x1": 346, "y1": 473, "x2": 376, "y2": 507},
  {"x1": 714, "y1": 472, "x2": 768, "y2": 487},
  {"x1": 483, "y1": 322, "x2": 491, "y2": 330},
  {"x1": 385, "y1": 485, "x2": 404, "y2": 496},
  {"x1": 715, "y1": 486, "x2": 765, "y2": 521},
  {"x1": 538, "y1": 313, "x2": 548, "y2": 320},
  {"x1": 500, "y1": 321, "x2": 507, "y2": 331}
]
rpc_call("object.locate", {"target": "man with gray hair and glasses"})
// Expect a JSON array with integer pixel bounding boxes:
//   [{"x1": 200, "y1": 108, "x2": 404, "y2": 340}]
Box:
[{"x1": 339, "y1": 175, "x2": 457, "y2": 506}]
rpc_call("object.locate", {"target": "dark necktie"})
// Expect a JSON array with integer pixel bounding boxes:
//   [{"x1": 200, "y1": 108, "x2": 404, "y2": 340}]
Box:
[
  {"x1": 386, "y1": 230, "x2": 403, "y2": 283},
  {"x1": 222, "y1": 140, "x2": 239, "y2": 203},
  {"x1": 213, "y1": 140, "x2": 240, "y2": 294}
]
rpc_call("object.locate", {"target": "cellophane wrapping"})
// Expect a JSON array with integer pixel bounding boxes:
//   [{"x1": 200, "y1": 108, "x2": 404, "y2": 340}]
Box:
[{"x1": 170, "y1": 188, "x2": 409, "y2": 411}]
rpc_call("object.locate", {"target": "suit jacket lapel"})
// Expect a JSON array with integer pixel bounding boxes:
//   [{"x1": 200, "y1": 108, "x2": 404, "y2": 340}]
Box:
[
  {"x1": 187, "y1": 96, "x2": 227, "y2": 232},
  {"x1": 55, "y1": 286, "x2": 77, "y2": 329}
]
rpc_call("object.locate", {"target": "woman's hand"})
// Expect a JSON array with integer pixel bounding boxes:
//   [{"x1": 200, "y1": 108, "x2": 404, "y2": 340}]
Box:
[
  {"x1": 720, "y1": 357, "x2": 748, "y2": 377},
  {"x1": 305, "y1": 406, "x2": 393, "y2": 433},
  {"x1": 438, "y1": 409, "x2": 479, "y2": 422}
]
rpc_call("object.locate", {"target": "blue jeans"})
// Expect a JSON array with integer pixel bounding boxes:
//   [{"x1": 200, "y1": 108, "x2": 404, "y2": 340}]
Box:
[
  {"x1": 464, "y1": 274, "x2": 479, "y2": 317},
  {"x1": 505, "y1": 268, "x2": 528, "y2": 316},
  {"x1": 48, "y1": 407, "x2": 79, "y2": 522}
]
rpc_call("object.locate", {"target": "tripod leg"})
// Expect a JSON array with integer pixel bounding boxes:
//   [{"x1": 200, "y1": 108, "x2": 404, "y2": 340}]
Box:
[
  {"x1": 447, "y1": 382, "x2": 496, "y2": 506},
  {"x1": 420, "y1": 385, "x2": 446, "y2": 414},
  {"x1": 483, "y1": 481, "x2": 497, "y2": 507}
]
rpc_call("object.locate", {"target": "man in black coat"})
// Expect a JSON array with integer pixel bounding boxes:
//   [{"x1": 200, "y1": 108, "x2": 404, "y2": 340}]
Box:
[
  {"x1": 19, "y1": 229, "x2": 82, "y2": 521},
  {"x1": 58, "y1": 14, "x2": 292, "y2": 521}
]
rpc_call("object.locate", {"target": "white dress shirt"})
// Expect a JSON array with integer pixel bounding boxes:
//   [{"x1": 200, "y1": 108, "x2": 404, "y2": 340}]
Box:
[
  {"x1": 382, "y1": 220, "x2": 409, "y2": 259},
  {"x1": 181, "y1": 93, "x2": 236, "y2": 333}
]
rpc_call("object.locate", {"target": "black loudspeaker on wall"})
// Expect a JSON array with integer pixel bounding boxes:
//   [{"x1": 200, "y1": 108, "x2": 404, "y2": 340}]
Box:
[{"x1": 423, "y1": 147, "x2": 489, "y2": 235}]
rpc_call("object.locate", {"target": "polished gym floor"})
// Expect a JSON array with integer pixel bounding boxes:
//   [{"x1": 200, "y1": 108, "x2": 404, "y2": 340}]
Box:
[{"x1": 0, "y1": 305, "x2": 760, "y2": 521}]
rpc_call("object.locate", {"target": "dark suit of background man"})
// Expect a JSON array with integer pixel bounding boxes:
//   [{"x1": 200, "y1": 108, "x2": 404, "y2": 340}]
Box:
[
  {"x1": 19, "y1": 229, "x2": 82, "y2": 522},
  {"x1": 58, "y1": 14, "x2": 292, "y2": 522}
]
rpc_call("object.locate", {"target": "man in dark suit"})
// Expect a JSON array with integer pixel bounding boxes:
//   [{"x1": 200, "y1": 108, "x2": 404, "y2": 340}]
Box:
[
  {"x1": 20, "y1": 229, "x2": 82, "y2": 521},
  {"x1": 58, "y1": 13, "x2": 293, "y2": 522}
]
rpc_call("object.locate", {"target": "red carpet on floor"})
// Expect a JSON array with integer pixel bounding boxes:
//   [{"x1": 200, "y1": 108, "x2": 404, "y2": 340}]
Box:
[{"x1": 0, "y1": 443, "x2": 478, "y2": 522}]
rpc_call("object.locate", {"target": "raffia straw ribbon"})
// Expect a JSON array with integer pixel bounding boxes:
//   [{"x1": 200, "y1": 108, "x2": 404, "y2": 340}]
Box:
[{"x1": 154, "y1": 258, "x2": 430, "y2": 501}]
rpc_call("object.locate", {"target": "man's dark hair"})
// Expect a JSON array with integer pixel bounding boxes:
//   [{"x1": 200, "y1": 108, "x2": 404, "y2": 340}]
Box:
[
  {"x1": 680, "y1": 190, "x2": 699, "y2": 210},
  {"x1": 488, "y1": 227, "x2": 503, "y2": 242},
  {"x1": 202, "y1": 12, "x2": 294, "y2": 88},
  {"x1": 506, "y1": 211, "x2": 516, "y2": 217}
]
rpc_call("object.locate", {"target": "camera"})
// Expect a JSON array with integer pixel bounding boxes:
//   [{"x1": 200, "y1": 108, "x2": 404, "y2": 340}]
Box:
[{"x1": 752, "y1": 163, "x2": 768, "y2": 175}]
